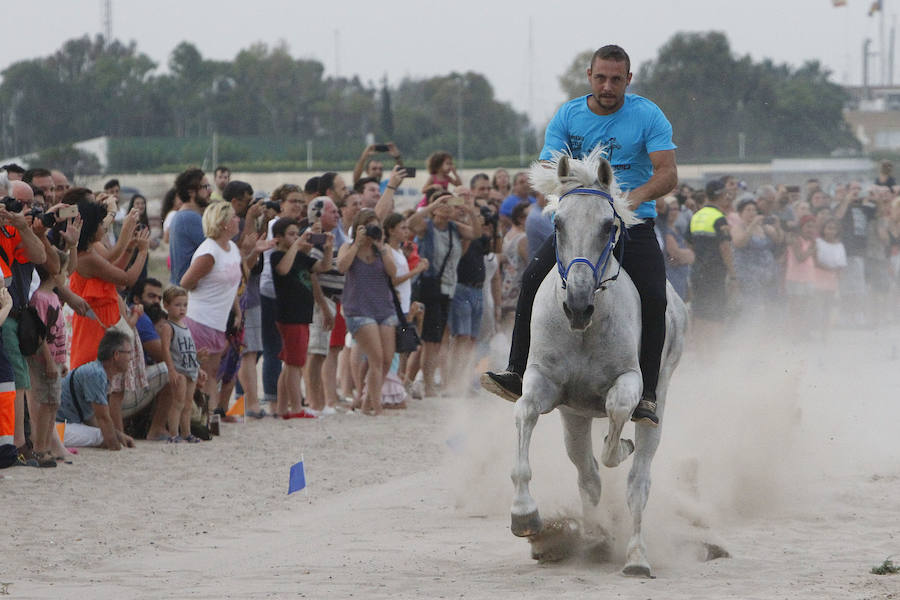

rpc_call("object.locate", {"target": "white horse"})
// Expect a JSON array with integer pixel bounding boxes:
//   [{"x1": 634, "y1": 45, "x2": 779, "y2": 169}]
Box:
[{"x1": 509, "y1": 150, "x2": 688, "y2": 577}]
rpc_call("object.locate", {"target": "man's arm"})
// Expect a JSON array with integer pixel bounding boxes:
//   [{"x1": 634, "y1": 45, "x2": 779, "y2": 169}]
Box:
[
  {"x1": 406, "y1": 201, "x2": 437, "y2": 237},
  {"x1": 719, "y1": 240, "x2": 737, "y2": 279},
  {"x1": 0, "y1": 208, "x2": 47, "y2": 265},
  {"x1": 310, "y1": 274, "x2": 334, "y2": 330},
  {"x1": 32, "y1": 222, "x2": 60, "y2": 274},
  {"x1": 374, "y1": 166, "x2": 405, "y2": 222},
  {"x1": 88, "y1": 404, "x2": 121, "y2": 450},
  {"x1": 142, "y1": 336, "x2": 166, "y2": 365},
  {"x1": 352, "y1": 145, "x2": 376, "y2": 184},
  {"x1": 625, "y1": 149, "x2": 678, "y2": 210}
]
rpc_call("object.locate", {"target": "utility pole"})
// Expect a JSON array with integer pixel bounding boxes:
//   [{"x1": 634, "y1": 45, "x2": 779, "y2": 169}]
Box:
[
  {"x1": 863, "y1": 38, "x2": 873, "y2": 100},
  {"x1": 334, "y1": 29, "x2": 340, "y2": 77},
  {"x1": 102, "y1": 0, "x2": 112, "y2": 44},
  {"x1": 880, "y1": 0, "x2": 887, "y2": 84},
  {"x1": 890, "y1": 15, "x2": 896, "y2": 85},
  {"x1": 456, "y1": 76, "x2": 464, "y2": 168}
]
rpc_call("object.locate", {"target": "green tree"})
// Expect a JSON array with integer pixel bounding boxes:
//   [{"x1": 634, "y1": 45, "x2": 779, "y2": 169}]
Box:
[
  {"x1": 631, "y1": 31, "x2": 857, "y2": 160},
  {"x1": 33, "y1": 144, "x2": 102, "y2": 177},
  {"x1": 392, "y1": 71, "x2": 536, "y2": 162},
  {"x1": 558, "y1": 49, "x2": 594, "y2": 100}
]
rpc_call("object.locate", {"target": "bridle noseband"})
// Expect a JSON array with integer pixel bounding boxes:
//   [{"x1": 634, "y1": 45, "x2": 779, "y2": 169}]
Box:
[{"x1": 555, "y1": 187, "x2": 627, "y2": 292}]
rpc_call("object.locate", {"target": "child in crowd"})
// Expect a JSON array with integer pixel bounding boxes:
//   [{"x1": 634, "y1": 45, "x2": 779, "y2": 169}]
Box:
[
  {"x1": 785, "y1": 215, "x2": 818, "y2": 338},
  {"x1": 270, "y1": 218, "x2": 332, "y2": 418},
  {"x1": 162, "y1": 286, "x2": 204, "y2": 442},
  {"x1": 421, "y1": 151, "x2": 462, "y2": 193},
  {"x1": 26, "y1": 257, "x2": 69, "y2": 466},
  {"x1": 814, "y1": 218, "x2": 847, "y2": 337},
  {"x1": 418, "y1": 151, "x2": 463, "y2": 207}
]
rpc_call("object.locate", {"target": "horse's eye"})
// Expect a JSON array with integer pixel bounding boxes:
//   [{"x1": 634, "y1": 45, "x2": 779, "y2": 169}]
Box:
[{"x1": 600, "y1": 221, "x2": 612, "y2": 235}]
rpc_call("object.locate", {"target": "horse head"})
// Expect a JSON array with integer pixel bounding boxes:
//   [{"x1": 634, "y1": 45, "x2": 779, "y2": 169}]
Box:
[{"x1": 530, "y1": 147, "x2": 642, "y2": 331}]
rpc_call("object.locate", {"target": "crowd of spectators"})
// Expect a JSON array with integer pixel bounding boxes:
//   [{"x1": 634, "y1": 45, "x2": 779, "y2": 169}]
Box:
[
  {"x1": 1, "y1": 149, "x2": 897, "y2": 470},
  {"x1": 658, "y1": 164, "x2": 900, "y2": 345}
]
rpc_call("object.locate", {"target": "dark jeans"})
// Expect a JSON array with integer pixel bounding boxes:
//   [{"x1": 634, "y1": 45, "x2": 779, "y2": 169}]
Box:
[
  {"x1": 260, "y1": 294, "x2": 282, "y2": 401},
  {"x1": 508, "y1": 221, "x2": 667, "y2": 397}
]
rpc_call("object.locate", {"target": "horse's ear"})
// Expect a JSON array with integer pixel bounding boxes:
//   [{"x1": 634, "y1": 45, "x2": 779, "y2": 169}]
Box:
[
  {"x1": 557, "y1": 156, "x2": 570, "y2": 179},
  {"x1": 597, "y1": 158, "x2": 613, "y2": 187}
]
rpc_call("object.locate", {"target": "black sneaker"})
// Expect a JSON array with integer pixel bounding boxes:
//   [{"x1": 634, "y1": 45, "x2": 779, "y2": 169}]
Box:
[
  {"x1": 631, "y1": 396, "x2": 659, "y2": 427},
  {"x1": 480, "y1": 370, "x2": 522, "y2": 402}
]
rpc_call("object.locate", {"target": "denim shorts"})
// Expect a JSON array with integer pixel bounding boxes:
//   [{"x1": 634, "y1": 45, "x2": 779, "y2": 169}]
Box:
[
  {"x1": 345, "y1": 314, "x2": 399, "y2": 336},
  {"x1": 449, "y1": 283, "x2": 484, "y2": 338}
]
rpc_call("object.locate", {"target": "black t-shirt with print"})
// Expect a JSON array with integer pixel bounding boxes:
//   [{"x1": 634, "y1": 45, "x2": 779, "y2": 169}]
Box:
[{"x1": 270, "y1": 250, "x2": 318, "y2": 324}]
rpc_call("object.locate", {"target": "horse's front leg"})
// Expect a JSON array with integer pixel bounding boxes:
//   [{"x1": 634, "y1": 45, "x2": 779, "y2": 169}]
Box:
[
  {"x1": 559, "y1": 410, "x2": 603, "y2": 516},
  {"x1": 600, "y1": 370, "x2": 641, "y2": 468},
  {"x1": 510, "y1": 368, "x2": 560, "y2": 537},
  {"x1": 623, "y1": 378, "x2": 665, "y2": 578}
]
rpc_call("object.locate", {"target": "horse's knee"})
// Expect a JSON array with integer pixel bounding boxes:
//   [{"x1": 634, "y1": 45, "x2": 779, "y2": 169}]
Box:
[
  {"x1": 606, "y1": 372, "x2": 641, "y2": 420},
  {"x1": 514, "y1": 397, "x2": 539, "y2": 425}
]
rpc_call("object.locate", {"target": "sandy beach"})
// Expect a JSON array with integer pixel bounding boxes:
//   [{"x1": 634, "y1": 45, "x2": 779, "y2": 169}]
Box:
[{"x1": 4, "y1": 322, "x2": 900, "y2": 599}]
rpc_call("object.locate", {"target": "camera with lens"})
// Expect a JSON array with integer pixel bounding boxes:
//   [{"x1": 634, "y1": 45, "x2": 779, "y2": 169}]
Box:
[
  {"x1": 263, "y1": 200, "x2": 281, "y2": 213},
  {"x1": 479, "y1": 205, "x2": 498, "y2": 224},
  {"x1": 28, "y1": 207, "x2": 58, "y2": 228},
  {"x1": 365, "y1": 224, "x2": 383, "y2": 240},
  {"x1": 1, "y1": 196, "x2": 23, "y2": 213}
]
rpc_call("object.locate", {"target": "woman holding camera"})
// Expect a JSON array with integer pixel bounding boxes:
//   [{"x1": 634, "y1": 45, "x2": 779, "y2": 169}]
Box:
[
  {"x1": 406, "y1": 189, "x2": 480, "y2": 397},
  {"x1": 336, "y1": 208, "x2": 397, "y2": 415},
  {"x1": 731, "y1": 197, "x2": 781, "y2": 308},
  {"x1": 69, "y1": 201, "x2": 149, "y2": 370}
]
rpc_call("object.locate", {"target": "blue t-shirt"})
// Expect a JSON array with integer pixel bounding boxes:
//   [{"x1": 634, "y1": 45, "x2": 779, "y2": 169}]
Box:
[
  {"x1": 135, "y1": 312, "x2": 160, "y2": 365},
  {"x1": 539, "y1": 93, "x2": 676, "y2": 219},
  {"x1": 525, "y1": 205, "x2": 554, "y2": 260},
  {"x1": 169, "y1": 210, "x2": 205, "y2": 285},
  {"x1": 56, "y1": 360, "x2": 109, "y2": 425},
  {"x1": 499, "y1": 194, "x2": 536, "y2": 217}
]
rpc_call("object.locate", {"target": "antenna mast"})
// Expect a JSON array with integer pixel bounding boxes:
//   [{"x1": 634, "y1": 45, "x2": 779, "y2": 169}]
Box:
[{"x1": 102, "y1": 0, "x2": 112, "y2": 44}]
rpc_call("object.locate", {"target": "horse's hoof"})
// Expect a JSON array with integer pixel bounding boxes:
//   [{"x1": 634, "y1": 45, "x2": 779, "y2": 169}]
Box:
[
  {"x1": 511, "y1": 511, "x2": 543, "y2": 537},
  {"x1": 528, "y1": 517, "x2": 580, "y2": 562},
  {"x1": 622, "y1": 563, "x2": 654, "y2": 578}
]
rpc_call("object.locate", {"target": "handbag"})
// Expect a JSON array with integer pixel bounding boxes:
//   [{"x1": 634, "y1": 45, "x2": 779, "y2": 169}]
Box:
[
  {"x1": 0, "y1": 244, "x2": 46, "y2": 356},
  {"x1": 16, "y1": 305, "x2": 47, "y2": 356},
  {"x1": 383, "y1": 266, "x2": 421, "y2": 354},
  {"x1": 413, "y1": 224, "x2": 453, "y2": 303}
]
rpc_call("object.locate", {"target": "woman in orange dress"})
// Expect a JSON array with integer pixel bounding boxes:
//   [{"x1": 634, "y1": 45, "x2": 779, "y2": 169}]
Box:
[{"x1": 69, "y1": 201, "x2": 149, "y2": 369}]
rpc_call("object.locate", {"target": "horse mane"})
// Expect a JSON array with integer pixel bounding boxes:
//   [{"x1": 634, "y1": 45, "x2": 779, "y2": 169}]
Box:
[{"x1": 530, "y1": 145, "x2": 642, "y2": 228}]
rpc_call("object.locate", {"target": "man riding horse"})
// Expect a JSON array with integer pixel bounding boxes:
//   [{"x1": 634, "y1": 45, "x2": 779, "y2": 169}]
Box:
[{"x1": 483, "y1": 44, "x2": 677, "y2": 427}]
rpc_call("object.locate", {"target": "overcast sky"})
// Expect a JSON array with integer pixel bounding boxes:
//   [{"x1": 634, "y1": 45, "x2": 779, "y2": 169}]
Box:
[{"x1": 5, "y1": 0, "x2": 897, "y2": 128}]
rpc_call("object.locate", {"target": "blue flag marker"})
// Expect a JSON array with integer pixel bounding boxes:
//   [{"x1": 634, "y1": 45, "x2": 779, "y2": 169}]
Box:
[{"x1": 289, "y1": 460, "x2": 306, "y2": 494}]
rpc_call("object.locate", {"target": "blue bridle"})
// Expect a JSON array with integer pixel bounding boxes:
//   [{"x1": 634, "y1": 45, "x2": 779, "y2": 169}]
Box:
[{"x1": 554, "y1": 187, "x2": 626, "y2": 291}]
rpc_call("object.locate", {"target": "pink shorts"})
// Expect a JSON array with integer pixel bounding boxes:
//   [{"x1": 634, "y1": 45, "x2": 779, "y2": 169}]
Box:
[
  {"x1": 276, "y1": 322, "x2": 310, "y2": 367},
  {"x1": 184, "y1": 316, "x2": 227, "y2": 355}
]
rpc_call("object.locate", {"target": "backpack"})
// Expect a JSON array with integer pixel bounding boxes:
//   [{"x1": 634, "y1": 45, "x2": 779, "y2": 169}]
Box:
[{"x1": 0, "y1": 242, "x2": 47, "y2": 356}]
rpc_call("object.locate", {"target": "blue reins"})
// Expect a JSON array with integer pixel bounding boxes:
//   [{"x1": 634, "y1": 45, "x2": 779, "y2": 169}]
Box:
[{"x1": 554, "y1": 187, "x2": 627, "y2": 291}]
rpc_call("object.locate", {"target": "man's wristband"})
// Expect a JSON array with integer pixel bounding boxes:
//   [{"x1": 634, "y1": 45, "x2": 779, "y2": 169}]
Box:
[{"x1": 387, "y1": 185, "x2": 397, "y2": 191}]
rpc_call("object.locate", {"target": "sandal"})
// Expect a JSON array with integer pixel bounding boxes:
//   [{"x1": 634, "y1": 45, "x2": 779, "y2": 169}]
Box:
[
  {"x1": 182, "y1": 434, "x2": 203, "y2": 443},
  {"x1": 33, "y1": 451, "x2": 57, "y2": 468},
  {"x1": 245, "y1": 409, "x2": 267, "y2": 419},
  {"x1": 167, "y1": 436, "x2": 184, "y2": 443}
]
